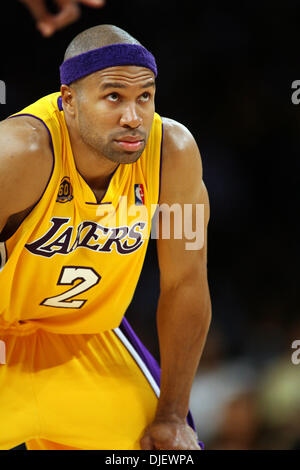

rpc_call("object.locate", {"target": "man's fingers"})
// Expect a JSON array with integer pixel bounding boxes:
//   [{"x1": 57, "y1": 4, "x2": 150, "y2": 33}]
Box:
[
  {"x1": 20, "y1": 0, "x2": 49, "y2": 22},
  {"x1": 140, "y1": 434, "x2": 154, "y2": 450},
  {"x1": 38, "y1": 1, "x2": 81, "y2": 37},
  {"x1": 140, "y1": 422, "x2": 202, "y2": 451},
  {"x1": 54, "y1": 0, "x2": 81, "y2": 27},
  {"x1": 78, "y1": 0, "x2": 105, "y2": 6},
  {"x1": 20, "y1": 0, "x2": 105, "y2": 37}
]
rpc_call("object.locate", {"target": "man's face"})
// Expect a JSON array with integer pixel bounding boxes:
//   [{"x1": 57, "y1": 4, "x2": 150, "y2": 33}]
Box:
[{"x1": 71, "y1": 65, "x2": 156, "y2": 164}]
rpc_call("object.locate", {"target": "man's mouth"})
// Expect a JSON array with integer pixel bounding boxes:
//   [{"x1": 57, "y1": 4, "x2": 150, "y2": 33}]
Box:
[{"x1": 114, "y1": 136, "x2": 144, "y2": 152}]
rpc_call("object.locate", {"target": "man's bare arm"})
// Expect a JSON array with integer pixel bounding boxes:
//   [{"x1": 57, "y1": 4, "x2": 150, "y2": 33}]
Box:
[
  {"x1": 0, "y1": 117, "x2": 53, "y2": 233},
  {"x1": 140, "y1": 118, "x2": 211, "y2": 450}
]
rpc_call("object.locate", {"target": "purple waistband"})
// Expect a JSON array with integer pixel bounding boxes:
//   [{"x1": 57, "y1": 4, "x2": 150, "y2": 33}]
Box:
[{"x1": 60, "y1": 43, "x2": 158, "y2": 85}]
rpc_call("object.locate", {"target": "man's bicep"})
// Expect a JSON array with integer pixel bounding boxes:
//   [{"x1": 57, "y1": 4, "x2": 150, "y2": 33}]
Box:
[
  {"x1": 0, "y1": 117, "x2": 53, "y2": 231},
  {"x1": 156, "y1": 182, "x2": 209, "y2": 291},
  {"x1": 156, "y1": 118, "x2": 210, "y2": 289}
]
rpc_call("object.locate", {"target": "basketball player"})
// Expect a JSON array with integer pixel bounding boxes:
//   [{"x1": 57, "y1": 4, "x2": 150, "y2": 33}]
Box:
[{"x1": 0, "y1": 25, "x2": 211, "y2": 450}]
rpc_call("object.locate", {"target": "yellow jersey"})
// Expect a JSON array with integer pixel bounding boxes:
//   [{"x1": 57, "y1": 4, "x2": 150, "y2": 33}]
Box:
[{"x1": 0, "y1": 92, "x2": 162, "y2": 336}]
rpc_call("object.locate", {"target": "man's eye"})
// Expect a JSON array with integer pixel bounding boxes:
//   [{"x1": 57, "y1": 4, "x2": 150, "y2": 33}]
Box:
[
  {"x1": 107, "y1": 93, "x2": 119, "y2": 102},
  {"x1": 139, "y1": 92, "x2": 150, "y2": 102}
]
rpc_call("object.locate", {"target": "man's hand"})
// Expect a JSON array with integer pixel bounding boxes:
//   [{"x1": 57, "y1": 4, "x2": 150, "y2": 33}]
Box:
[
  {"x1": 140, "y1": 418, "x2": 201, "y2": 450},
  {"x1": 20, "y1": 0, "x2": 106, "y2": 37}
]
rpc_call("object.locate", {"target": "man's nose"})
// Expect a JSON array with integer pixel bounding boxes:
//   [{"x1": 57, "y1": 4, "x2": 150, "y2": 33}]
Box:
[{"x1": 120, "y1": 103, "x2": 142, "y2": 128}]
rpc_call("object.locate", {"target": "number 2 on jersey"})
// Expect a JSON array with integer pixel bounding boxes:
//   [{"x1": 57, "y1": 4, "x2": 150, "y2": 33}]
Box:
[{"x1": 40, "y1": 266, "x2": 101, "y2": 309}]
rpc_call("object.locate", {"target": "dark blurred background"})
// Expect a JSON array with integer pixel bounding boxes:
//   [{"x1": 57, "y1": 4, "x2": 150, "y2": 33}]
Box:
[{"x1": 1, "y1": 0, "x2": 299, "y2": 450}]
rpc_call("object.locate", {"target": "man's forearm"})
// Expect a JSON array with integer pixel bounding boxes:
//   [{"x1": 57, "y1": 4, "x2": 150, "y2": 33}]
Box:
[{"x1": 155, "y1": 280, "x2": 211, "y2": 421}]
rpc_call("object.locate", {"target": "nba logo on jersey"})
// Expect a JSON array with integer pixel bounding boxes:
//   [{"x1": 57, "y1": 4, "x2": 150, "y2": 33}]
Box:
[{"x1": 134, "y1": 184, "x2": 145, "y2": 205}]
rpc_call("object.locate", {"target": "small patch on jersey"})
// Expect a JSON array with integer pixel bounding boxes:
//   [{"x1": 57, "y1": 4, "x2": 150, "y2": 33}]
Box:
[
  {"x1": 134, "y1": 184, "x2": 145, "y2": 205},
  {"x1": 56, "y1": 176, "x2": 73, "y2": 203}
]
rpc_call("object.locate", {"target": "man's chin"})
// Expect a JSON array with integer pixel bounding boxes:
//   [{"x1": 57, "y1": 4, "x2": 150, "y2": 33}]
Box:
[
  {"x1": 110, "y1": 139, "x2": 146, "y2": 163},
  {"x1": 118, "y1": 151, "x2": 144, "y2": 164},
  {"x1": 100, "y1": 143, "x2": 145, "y2": 164},
  {"x1": 106, "y1": 145, "x2": 144, "y2": 164}
]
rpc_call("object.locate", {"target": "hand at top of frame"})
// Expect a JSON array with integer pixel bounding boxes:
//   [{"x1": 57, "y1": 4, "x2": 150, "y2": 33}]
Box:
[
  {"x1": 19, "y1": 0, "x2": 106, "y2": 37},
  {"x1": 140, "y1": 417, "x2": 202, "y2": 450}
]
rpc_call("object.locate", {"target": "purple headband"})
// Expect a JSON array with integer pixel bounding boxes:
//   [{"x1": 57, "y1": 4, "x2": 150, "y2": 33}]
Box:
[{"x1": 60, "y1": 43, "x2": 157, "y2": 85}]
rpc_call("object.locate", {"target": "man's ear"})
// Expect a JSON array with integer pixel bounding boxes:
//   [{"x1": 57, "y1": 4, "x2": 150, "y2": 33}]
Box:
[{"x1": 60, "y1": 84, "x2": 77, "y2": 117}]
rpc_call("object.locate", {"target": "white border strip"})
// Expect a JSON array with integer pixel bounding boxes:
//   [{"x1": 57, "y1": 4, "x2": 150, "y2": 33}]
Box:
[{"x1": 114, "y1": 327, "x2": 160, "y2": 398}]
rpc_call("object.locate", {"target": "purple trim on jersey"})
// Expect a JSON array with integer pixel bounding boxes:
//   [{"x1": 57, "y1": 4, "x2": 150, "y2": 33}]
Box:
[
  {"x1": 3, "y1": 113, "x2": 55, "y2": 243},
  {"x1": 60, "y1": 44, "x2": 158, "y2": 85},
  {"x1": 119, "y1": 316, "x2": 204, "y2": 450},
  {"x1": 85, "y1": 202, "x2": 112, "y2": 205},
  {"x1": 57, "y1": 96, "x2": 63, "y2": 111}
]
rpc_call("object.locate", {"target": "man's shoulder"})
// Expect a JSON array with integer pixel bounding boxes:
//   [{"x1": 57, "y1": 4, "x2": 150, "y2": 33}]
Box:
[
  {"x1": 162, "y1": 117, "x2": 199, "y2": 152},
  {"x1": 0, "y1": 114, "x2": 51, "y2": 148},
  {"x1": 0, "y1": 115, "x2": 53, "y2": 172},
  {"x1": 0, "y1": 116, "x2": 53, "y2": 228},
  {"x1": 160, "y1": 117, "x2": 203, "y2": 199}
]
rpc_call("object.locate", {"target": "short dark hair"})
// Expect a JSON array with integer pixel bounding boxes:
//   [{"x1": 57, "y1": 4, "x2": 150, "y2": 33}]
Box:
[{"x1": 64, "y1": 24, "x2": 142, "y2": 61}]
